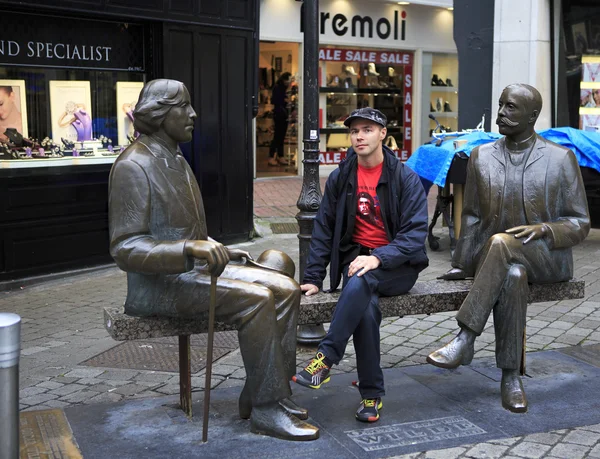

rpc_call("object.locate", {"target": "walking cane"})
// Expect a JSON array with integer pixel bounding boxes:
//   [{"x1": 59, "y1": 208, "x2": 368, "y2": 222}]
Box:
[{"x1": 202, "y1": 274, "x2": 217, "y2": 443}]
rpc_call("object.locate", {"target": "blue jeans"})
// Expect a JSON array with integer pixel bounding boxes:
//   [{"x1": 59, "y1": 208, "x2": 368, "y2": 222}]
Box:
[{"x1": 318, "y1": 263, "x2": 419, "y2": 399}]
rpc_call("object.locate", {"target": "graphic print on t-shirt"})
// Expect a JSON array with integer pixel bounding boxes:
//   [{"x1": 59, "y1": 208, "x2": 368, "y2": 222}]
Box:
[
  {"x1": 353, "y1": 163, "x2": 388, "y2": 248},
  {"x1": 357, "y1": 190, "x2": 384, "y2": 228}
]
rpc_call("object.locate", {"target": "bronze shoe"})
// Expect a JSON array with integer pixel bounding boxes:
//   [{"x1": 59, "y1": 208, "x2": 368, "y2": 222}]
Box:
[
  {"x1": 426, "y1": 335, "x2": 474, "y2": 369},
  {"x1": 250, "y1": 403, "x2": 319, "y2": 441},
  {"x1": 279, "y1": 397, "x2": 309, "y2": 420},
  {"x1": 501, "y1": 373, "x2": 528, "y2": 413},
  {"x1": 239, "y1": 384, "x2": 308, "y2": 420}
]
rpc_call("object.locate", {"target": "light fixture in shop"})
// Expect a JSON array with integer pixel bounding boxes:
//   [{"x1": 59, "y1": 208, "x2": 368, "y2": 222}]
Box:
[{"x1": 397, "y1": 1, "x2": 410, "y2": 4}]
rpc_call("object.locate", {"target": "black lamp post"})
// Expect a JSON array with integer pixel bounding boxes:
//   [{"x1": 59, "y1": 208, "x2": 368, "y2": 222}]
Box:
[{"x1": 296, "y1": 0, "x2": 326, "y2": 345}]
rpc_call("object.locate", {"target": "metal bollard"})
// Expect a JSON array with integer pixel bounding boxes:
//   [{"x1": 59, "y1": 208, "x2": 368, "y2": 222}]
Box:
[{"x1": 0, "y1": 313, "x2": 21, "y2": 459}]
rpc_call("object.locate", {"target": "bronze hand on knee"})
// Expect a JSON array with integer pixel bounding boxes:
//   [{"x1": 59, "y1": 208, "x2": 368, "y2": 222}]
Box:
[{"x1": 427, "y1": 327, "x2": 476, "y2": 369}]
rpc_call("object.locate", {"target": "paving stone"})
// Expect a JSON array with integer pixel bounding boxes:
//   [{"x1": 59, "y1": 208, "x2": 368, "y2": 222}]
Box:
[
  {"x1": 521, "y1": 432, "x2": 563, "y2": 446},
  {"x1": 580, "y1": 424, "x2": 600, "y2": 434},
  {"x1": 588, "y1": 444, "x2": 600, "y2": 458},
  {"x1": 563, "y1": 429, "x2": 600, "y2": 446},
  {"x1": 96, "y1": 369, "x2": 140, "y2": 380},
  {"x1": 19, "y1": 386, "x2": 48, "y2": 398},
  {"x1": 535, "y1": 327, "x2": 566, "y2": 338},
  {"x1": 86, "y1": 392, "x2": 124, "y2": 404},
  {"x1": 464, "y1": 443, "x2": 509, "y2": 458},
  {"x1": 382, "y1": 335, "x2": 410, "y2": 346},
  {"x1": 36, "y1": 381, "x2": 64, "y2": 390},
  {"x1": 508, "y1": 441, "x2": 551, "y2": 458},
  {"x1": 488, "y1": 437, "x2": 522, "y2": 446},
  {"x1": 424, "y1": 447, "x2": 467, "y2": 458},
  {"x1": 154, "y1": 384, "x2": 180, "y2": 395},
  {"x1": 21, "y1": 346, "x2": 49, "y2": 356},
  {"x1": 111, "y1": 384, "x2": 153, "y2": 396},
  {"x1": 548, "y1": 443, "x2": 590, "y2": 459},
  {"x1": 64, "y1": 368, "x2": 106, "y2": 379},
  {"x1": 50, "y1": 383, "x2": 88, "y2": 396},
  {"x1": 60, "y1": 390, "x2": 101, "y2": 404},
  {"x1": 20, "y1": 393, "x2": 59, "y2": 405},
  {"x1": 554, "y1": 334, "x2": 585, "y2": 346},
  {"x1": 43, "y1": 399, "x2": 71, "y2": 409}
]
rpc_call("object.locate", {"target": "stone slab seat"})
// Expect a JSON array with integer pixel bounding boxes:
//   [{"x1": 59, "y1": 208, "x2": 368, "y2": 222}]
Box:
[
  {"x1": 103, "y1": 279, "x2": 585, "y2": 340},
  {"x1": 102, "y1": 278, "x2": 584, "y2": 418}
]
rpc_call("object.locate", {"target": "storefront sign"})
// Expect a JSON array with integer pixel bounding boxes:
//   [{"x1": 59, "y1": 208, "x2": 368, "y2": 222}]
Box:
[
  {"x1": 404, "y1": 65, "x2": 413, "y2": 158},
  {"x1": 261, "y1": 0, "x2": 455, "y2": 53},
  {"x1": 302, "y1": 6, "x2": 406, "y2": 41},
  {"x1": 320, "y1": 149, "x2": 410, "y2": 165},
  {"x1": 319, "y1": 48, "x2": 413, "y2": 65},
  {"x1": 0, "y1": 13, "x2": 145, "y2": 71}
]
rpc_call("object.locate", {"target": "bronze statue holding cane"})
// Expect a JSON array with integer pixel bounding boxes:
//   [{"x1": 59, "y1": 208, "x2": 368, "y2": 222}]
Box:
[
  {"x1": 108, "y1": 79, "x2": 319, "y2": 441},
  {"x1": 427, "y1": 84, "x2": 590, "y2": 413}
]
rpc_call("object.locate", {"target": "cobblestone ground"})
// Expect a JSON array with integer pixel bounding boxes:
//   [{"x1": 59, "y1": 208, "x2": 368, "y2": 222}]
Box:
[{"x1": 4, "y1": 181, "x2": 600, "y2": 457}]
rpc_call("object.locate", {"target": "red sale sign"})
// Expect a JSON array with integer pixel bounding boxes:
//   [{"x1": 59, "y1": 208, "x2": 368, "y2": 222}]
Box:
[{"x1": 319, "y1": 48, "x2": 413, "y2": 65}]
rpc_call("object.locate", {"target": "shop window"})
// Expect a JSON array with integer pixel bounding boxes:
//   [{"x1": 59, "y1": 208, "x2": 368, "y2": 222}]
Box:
[
  {"x1": 422, "y1": 52, "x2": 458, "y2": 144},
  {"x1": 256, "y1": 41, "x2": 299, "y2": 177},
  {"x1": 561, "y1": 3, "x2": 600, "y2": 131},
  {"x1": 318, "y1": 46, "x2": 413, "y2": 165},
  {"x1": 0, "y1": 67, "x2": 145, "y2": 161}
]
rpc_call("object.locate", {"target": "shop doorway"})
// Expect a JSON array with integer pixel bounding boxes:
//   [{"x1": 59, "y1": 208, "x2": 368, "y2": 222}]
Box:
[{"x1": 256, "y1": 41, "x2": 300, "y2": 178}]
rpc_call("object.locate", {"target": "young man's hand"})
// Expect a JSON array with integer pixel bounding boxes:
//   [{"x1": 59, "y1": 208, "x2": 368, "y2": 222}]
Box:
[
  {"x1": 301, "y1": 284, "x2": 319, "y2": 296},
  {"x1": 348, "y1": 255, "x2": 381, "y2": 277}
]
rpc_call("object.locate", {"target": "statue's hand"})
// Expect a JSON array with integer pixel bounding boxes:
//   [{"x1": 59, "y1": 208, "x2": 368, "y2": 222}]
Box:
[
  {"x1": 438, "y1": 268, "x2": 467, "y2": 280},
  {"x1": 185, "y1": 240, "x2": 230, "y2": 277},
  {"x1": 506, "y1": 224, "x2": 547, "y2": 245},
  {"x1": 301, "y1": 284, "x2": 319, "y2": 296},
  {"x1": 227, "y1": 248, "x2": 253, "y2": 262}
]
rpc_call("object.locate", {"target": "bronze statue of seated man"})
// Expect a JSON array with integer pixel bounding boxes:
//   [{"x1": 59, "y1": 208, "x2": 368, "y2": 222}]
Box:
[
  {"x1": 108, "y1": 78, "x2": 318, "y2": 441},
  {"x1": 427, "y1": 83, "x2": 590, "y2": 413}
]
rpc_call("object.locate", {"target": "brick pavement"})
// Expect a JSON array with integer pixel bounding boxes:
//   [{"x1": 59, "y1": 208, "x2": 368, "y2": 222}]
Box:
[{"x1": 5, "y1": 177, "x2": 600, "y2": 457}]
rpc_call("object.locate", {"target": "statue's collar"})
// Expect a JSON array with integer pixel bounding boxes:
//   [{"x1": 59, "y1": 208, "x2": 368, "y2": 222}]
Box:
[
  {"x1": 505, "y1": 132, "x2": 536, "y2": 152},
  {"x1": 141, "y1": 134, "x2": 182, "y2": 160}
]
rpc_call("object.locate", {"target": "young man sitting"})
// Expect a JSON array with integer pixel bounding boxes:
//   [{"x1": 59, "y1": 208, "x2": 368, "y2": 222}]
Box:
[{"x1": 293, "y1": 108, "x2": 429, "y2": 422}]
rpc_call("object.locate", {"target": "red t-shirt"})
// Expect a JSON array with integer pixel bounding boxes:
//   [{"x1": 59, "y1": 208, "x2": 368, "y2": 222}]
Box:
[{"x1": 353, "y1": 162, "x2": 389, "y2": 248}]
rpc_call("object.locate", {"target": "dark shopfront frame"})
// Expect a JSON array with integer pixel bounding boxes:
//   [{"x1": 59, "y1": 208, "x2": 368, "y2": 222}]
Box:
[{"x1": 0, "y1": 0, "x2": 259, "y2": 282}]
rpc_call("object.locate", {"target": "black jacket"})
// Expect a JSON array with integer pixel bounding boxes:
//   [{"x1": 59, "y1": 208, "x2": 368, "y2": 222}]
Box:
[{"x1": 302, "y1": 145, "x2": 429, "y2": 291}]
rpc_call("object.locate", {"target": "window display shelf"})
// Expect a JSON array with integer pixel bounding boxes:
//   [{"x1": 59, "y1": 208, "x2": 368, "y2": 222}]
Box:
[
  {"x1": 320, "y1": 87, "x2": 404, "y2": 95},
  {"x1": 430, "y1": 112, "x2": 458, "y2": 118},
  {"x1": 430, "y1": 86, "x2": 458, "y2": 92},
  {"x1": 320, "y1": 126, "x2": 403, "y2": 134},
  {"x1": 0, "y1": 155, "x2": 118, "y2": 168}
]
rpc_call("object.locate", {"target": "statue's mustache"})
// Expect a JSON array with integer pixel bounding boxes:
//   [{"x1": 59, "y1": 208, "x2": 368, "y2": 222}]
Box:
[{"x1": 497, "y1": 116, "x2": 519, "y2": 127}]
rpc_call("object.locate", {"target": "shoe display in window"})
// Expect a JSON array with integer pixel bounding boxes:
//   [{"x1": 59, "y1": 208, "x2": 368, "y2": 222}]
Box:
[
  {"x1": 436, "y1": 97, "x2": 443, "y2": 112},
  {"x1": 446, "y1": 78, "x2": 453, "y2": 87},
  {"x1": 444, "y1": 101, "x2": 453, "y2": 112},
  {"x1": 342, "y1": 64, "x2": 357, "y2": 76},
  {"x1": 367, "y1": 63, "x2": 380, "y2": 76},
  {"x1": 431, "y1": 74, "x2": 439, "y2": 86}
]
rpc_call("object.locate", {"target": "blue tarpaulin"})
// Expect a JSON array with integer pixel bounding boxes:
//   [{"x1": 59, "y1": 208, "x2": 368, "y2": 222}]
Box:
[{"x1": 406, "y1": 127, "x2": 600, "y2": 187}]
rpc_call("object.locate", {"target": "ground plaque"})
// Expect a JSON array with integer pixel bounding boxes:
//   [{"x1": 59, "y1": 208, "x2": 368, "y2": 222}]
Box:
[
  {"x1": 345, "y1": 416, "x2": 487, "y2": 452},
  {"x1": 20, "y1": 409, "x2": 82, "y2": 459}
]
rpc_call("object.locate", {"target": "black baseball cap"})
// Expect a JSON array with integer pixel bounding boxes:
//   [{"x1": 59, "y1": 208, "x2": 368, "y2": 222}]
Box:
[{"x1": 344, "y1": 108, "x2": 387, "y2": 128}]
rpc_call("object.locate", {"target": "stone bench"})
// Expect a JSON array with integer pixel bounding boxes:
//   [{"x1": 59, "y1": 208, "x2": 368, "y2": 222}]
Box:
[{"x1": 103, "y1": 279, "x2": 584, "y2": 417}]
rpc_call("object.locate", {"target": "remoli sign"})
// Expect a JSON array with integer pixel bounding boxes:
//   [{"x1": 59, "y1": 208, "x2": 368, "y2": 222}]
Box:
[
  {"x1": 0, "y1": 13, "x2": 144, "y2": 71},
  {"x1": 301, "y1": 5, "x2": 407, "y2": 41}
]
